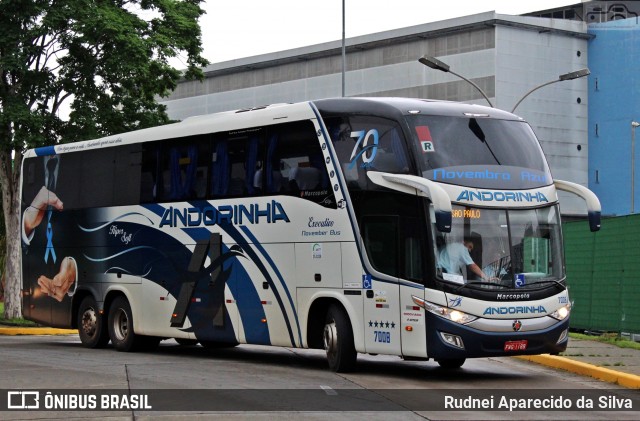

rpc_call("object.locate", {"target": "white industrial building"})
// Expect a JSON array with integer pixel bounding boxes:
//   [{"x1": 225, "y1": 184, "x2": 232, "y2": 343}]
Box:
[{"x1": 160, "y1": 12, "x2": 591, "y2": 214}]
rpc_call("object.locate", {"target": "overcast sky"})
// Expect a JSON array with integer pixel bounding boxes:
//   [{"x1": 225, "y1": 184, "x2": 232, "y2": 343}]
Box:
[{"x1": 193, "y1": 0, "x2": 579, "y2": 65}]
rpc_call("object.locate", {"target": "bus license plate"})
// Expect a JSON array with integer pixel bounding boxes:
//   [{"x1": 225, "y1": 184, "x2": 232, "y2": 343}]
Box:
[{"x1": 504, "y1": 340, "x2": 528, "y2": 351}]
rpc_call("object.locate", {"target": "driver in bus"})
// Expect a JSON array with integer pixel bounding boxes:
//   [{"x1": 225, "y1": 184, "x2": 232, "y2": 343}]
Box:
[{"x1": 438, "y1": 236, "x2": 495, "y2": 282}]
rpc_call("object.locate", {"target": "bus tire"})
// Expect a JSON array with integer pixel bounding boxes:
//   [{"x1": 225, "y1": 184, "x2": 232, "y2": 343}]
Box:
[
  {"x1": 77, "y1": 296, "x2": 109, "y2": 348},
  {"x1": 436, "y1": 358, "x2": 465, "y2": 369},
  {"x1": 108, "y1": 296, "x2": 143, "y2": 352},
  {"x1": 324, "y1": 304, "x2": 357, "y2": 372}
]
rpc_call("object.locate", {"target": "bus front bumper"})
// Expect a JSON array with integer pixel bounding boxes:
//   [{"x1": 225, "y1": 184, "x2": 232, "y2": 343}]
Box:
[{"x1": 425, "y1": 312, "x2": 570, "y2": 360}]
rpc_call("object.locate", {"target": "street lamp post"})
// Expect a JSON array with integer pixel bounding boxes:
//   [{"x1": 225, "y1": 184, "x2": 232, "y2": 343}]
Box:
[
  {"x1": 511, "y1": 68, "x2": 590, "y2": 113},
  {"x1": 632, "y1": 121, "x2": 640, "y2": 213},
  {"x1": 341, "y1": 0, "x2": 345, "y2": 97},
  {"x1": 418, "y1": 55, "x2": 494, "y2": 108}
]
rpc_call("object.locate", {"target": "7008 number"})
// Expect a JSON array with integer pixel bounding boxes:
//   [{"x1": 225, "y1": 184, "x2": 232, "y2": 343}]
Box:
[{"x1": 374, "y1": 331, "x2": 391, "y2": 343}]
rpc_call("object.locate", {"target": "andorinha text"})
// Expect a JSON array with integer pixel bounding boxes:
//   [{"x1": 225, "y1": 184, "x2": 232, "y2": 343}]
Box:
[{"x1": 159, "y1": 201, "x2": 290, "y2": 228}]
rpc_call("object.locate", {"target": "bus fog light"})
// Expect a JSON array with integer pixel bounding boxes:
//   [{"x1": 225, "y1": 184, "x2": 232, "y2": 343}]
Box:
[
  {"x1": 557, "y1": 329, "x2": 568, "y2": 344},
  {"x1": 440, "y1": 332, "x2": 465, "y2": 349}
]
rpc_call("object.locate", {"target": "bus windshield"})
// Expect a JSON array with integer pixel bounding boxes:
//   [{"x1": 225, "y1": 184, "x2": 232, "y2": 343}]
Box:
[
  {"x1": 434, "y1": 205, "x2": 564, "y2": 289},
  {"x1": 406, "y1": 115, "x2": 553, "y2": 189}
]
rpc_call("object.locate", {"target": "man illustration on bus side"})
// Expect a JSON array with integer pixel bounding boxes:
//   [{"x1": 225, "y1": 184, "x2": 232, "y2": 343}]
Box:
[
  {"x1": 438, "y1": 236, "x2": 494, "y2": 282},
  {"x1": 22, "y1": 156, "x2": 77, "y2": 303}
]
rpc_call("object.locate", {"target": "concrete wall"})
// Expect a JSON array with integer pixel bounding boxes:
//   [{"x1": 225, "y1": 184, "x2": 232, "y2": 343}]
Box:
[{"x1": 494, "y1": 18, "x2": 590, "y2": 214}]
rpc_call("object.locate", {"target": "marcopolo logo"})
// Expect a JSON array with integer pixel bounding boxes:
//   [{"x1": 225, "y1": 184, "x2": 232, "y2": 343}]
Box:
[
  {"x1": 456, "y1": 190, "x2": 548, "y2": 203},
  {"x1": 159, "y1": 200, "x2": 290, "y2": 228},
  {"x1": 483, "y1": 305, "x2": 547, "y2": 316}
]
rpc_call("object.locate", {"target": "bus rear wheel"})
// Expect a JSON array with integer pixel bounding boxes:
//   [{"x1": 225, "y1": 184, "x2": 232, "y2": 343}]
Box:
[
  {"x1": 323, "y1": 305, "x2": 357, "y2": 372},
  {"x1": 108, "y1": 296, "x2": 151, "y2": 352},
  {"x1": 77, "y1": 296, "x2": 109, "y2": 348},
  {"x1": 436, "y1": 358, "x2": 466, "y2": 369}
]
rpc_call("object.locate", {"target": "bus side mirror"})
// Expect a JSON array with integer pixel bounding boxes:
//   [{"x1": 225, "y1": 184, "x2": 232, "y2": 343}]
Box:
[
  {"x1": 554, "y1": 179, "x2": 601, "y2": 232},
  {"x1": 367, "y1": 172, "x2": 452, "y2": 232}
]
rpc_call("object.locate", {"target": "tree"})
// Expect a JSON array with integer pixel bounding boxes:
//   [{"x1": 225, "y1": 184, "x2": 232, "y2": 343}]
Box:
[{"x1": 0, "y1": 0, "x2": 208, "y2": 318}]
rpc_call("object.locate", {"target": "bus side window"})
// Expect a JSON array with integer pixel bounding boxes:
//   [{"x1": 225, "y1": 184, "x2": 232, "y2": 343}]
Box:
[
  {"x1": 114, "y1": 144, "x2": 142, "y2": 206},
  {"x1": 362, "y1": 216, "x2": 399, "y2": 277},
  {"x1": 264, "y1": 133, "x2": 284, "y2": 194},
  {"x1": 142, "y1": 135, "x2": 210, "y2": 203},
  {"x1": 211, "y1": 140, "x2": 230, "y2": 197},
  {"x1": 213, "y1": 133, "x2": 263, "y2": 198},
  {"x1": 265, "y1": 120, "x2": 336, "y2": 208}
]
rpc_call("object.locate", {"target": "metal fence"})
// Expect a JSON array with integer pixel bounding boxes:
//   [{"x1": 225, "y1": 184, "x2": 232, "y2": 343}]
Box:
[{"x1": 564, "y1": 214, "x2": 640, "y2": 334}]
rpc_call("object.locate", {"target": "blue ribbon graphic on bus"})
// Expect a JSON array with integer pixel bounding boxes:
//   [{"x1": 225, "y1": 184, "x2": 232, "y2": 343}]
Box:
[{"x1": 44, "y1": 211, "x2": 56, "y2": 263}]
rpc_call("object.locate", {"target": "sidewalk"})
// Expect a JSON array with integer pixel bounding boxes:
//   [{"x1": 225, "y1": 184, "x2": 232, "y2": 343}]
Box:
[
  {"x1": 1, "y1": 325, "x2": 639, "y2": 389},
  {"x1": 516, "y1": 337, "x2": 640, "y2": 389}
]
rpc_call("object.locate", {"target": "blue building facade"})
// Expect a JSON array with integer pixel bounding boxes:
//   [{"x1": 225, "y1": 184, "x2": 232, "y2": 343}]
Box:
[{"x1": 588, "y1": 17, "x2": 640, "y2": 216}]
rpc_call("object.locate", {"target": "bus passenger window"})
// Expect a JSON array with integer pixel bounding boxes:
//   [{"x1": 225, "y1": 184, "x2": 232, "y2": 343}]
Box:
[
  {"x1": 142, "y1": 135, "x2": 210, "y2": 203},
  {"x1": 264, "y1": 121, "x2": 336, "y2": 208},
  {"x1": 212, "y1": 133, "x2": 264, "y2": 198}
]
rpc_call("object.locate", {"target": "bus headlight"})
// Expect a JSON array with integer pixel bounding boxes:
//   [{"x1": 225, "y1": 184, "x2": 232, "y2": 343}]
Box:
[
  {"x1": 412, "y1": 295, "x2": 477, "y2": 325},
  {"x1": 550, "y1": 303, "x2": 571, "y2": 321}
]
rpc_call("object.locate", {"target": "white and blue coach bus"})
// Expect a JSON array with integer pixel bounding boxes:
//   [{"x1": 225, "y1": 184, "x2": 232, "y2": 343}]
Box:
[{"x1": 20, "y1": 98, "x2": 600, "y2": 372}]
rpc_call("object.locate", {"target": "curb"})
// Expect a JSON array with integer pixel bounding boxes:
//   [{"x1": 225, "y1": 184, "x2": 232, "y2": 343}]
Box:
[
  {"x1": 515, "y1": 354, "x2": 640, "y2": 389},
  {"x1": 0, "y1": 327, "x2": 77, "y2": 336}
]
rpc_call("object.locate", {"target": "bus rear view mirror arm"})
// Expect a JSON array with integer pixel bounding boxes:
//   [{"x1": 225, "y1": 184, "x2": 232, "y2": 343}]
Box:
[
  {"x1": 367, "y1": 172, "x2": 452, "y2": 232},
  {"x1": 554, "y1": 179, "x2": 601, "y2": 232}
]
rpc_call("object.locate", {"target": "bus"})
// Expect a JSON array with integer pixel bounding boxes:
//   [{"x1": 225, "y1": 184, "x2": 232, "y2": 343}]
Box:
[{"x1": 20, "y1": 97, "x2": 600, "y2": 372}]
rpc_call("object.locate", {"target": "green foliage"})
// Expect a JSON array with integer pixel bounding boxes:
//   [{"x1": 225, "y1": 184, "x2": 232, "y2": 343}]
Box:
[
  {"x1": 0, "y1": 0, "x2": 208, "y2": 318},
  {"x1": 570, "y1": 332, "x2": 640, "y2": 351},
  {"x1": 0, "y1": 302, "x2": 38, "y2": 326},
  {"x1": 0, "y1": 0, "x2": 209, "y2": 149}
]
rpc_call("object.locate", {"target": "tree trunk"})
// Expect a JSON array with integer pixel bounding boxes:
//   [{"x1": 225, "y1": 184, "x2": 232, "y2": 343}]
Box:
[
  {"x1": 3, "y1": 209, "x2": 21, "y2": 319},
  {"x1": 1, "y1": 148, "x2": 23, "y2": 319}
]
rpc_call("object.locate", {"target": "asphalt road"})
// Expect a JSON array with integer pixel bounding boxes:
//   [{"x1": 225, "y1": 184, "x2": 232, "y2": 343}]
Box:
[{"x1": 0, "y1": 335, "x2": 638, "y2": 420}]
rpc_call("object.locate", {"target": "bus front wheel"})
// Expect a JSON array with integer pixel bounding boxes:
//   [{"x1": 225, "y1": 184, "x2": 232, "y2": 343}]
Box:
[
  {"x1": 323, "y1": 305, "x2": 357, "y2": 372},
  {"x1": 77, "y1": 296, "x2": 109, "y2": 348}
]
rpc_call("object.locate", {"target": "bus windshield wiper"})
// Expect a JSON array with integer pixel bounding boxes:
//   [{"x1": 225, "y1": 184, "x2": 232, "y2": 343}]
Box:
[
  {"x1": 454, "y1": 281, "x2": 510, "y2": 292},
  {"x1": 522, "y1": 279, "x2": 566, "y2": 290}
]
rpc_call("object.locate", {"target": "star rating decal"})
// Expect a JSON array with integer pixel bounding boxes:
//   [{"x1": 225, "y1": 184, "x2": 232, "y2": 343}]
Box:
[{"x1": 368, "y1": 320, "x2": 396, "y2": 329}]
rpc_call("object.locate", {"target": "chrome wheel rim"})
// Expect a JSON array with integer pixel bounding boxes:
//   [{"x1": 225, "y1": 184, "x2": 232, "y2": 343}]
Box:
[
  {"x1": 323, "y1": 320, "x2": 337, "y2": 360},
  {"x1": 112, "y1": 307, "x2": 129, "y2": 342},
  {"x1": 81, "y1": 307, "x2": 97, "y2": 338}
]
